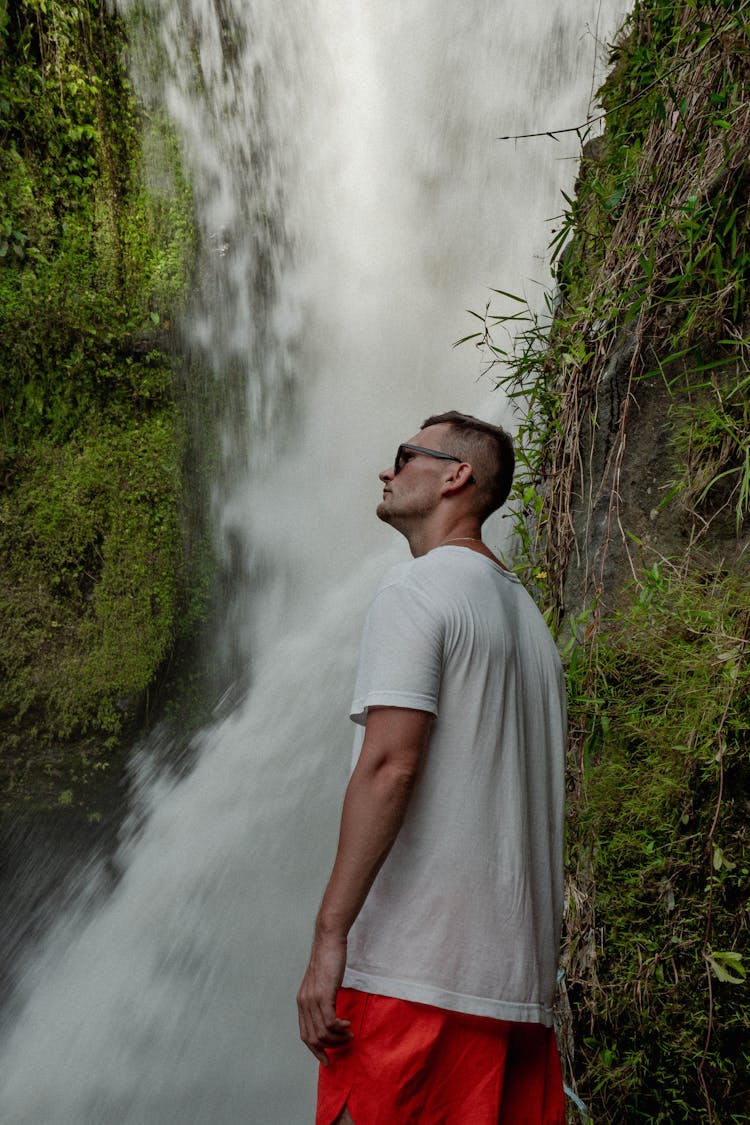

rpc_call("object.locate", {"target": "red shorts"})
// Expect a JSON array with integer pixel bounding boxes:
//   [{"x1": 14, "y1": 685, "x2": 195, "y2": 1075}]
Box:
[{"x1": 316, "y1": 988, "x2": 565, "y2": 1125}]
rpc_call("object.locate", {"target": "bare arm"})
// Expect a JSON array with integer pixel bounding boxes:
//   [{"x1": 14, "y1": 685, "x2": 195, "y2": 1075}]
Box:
[{"x1": 296, "y1": 706, "x2": 432, "y2": 1064}]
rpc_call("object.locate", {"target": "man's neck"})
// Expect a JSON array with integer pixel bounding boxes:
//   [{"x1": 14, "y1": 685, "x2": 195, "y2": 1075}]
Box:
[{"x1": 406, "y1": 522, "x2": 484, "y2": 558}]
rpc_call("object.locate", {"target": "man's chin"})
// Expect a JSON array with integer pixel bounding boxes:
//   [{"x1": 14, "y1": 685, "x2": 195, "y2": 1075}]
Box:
[{"x1": 376, "y1": 501, "x2": 393, "y2": 524}]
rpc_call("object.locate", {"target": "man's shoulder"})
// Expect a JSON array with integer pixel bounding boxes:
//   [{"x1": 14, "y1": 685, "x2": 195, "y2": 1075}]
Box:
[
  {"x1": 368, "y1": 556, "x2": 451, "y2": 625},
  {"x1": 373, "y1": 550, "x2": 532, "y2": 619},
  {"x1": 376, "y1": 558, "x2": 415, "y2": 592},
  {"x1": 371, "y1": 551, "x2": 494, "y2": 619},
  {"x1": 374, "y1": 551, "x2": 459, "y2": 598}
]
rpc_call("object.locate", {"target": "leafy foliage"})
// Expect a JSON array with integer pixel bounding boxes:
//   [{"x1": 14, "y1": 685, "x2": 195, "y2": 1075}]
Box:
[
  {"x1": 0, "y1": 0, "x2": 198, "y2": 812},
  {"x1": 1, "y1": 416, "x2": 184, "y2": 727},
  {"x1": 565, "y1": 567, "x2": 749, "y2": 1122}
]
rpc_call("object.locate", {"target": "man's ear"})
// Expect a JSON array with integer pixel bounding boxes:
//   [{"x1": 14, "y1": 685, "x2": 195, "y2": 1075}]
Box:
[{"x1": 441, "y1": 461, "x2": 474, "y2": 496}]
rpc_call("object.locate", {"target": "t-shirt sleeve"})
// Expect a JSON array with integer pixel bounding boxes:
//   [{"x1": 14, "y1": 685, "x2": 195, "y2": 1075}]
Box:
[{"x1": 350, "y1": 578, "x2": 444, "y2": 725}]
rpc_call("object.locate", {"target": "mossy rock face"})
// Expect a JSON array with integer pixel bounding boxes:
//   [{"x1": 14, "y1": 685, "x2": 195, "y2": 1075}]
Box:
[
  {"x1": 1, "y1": 417, "x2": 182, "y2": 716},
  {"x1": 471, "y1": 0, "x2": 750, "y2": 1119},
  {"x1": 0, "y1": 1, "x2": 199, "y2": 814},
  {"x1": 563, "y1": 567, "x2": 750, "y2": 1122},
  {"x1": 0, "y1": 412, "x2": 190, "y2": 816},
  {"x1": 555, "y1": 5, "x2": 750, "y2": 1119}
]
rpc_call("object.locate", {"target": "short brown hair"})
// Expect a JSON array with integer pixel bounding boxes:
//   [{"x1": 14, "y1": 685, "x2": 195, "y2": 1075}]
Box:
[{"x1": 421, "y1": 410, "x2": 515, "y2": 520}]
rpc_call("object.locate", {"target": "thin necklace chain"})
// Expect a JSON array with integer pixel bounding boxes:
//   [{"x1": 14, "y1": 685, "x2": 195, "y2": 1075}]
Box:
[{"x1": 441, "y1": 537, "x2": 483, "y2": 545}]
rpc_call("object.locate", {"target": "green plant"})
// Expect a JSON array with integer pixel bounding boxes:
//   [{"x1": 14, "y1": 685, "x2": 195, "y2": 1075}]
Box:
[{"x1": 564, "y1": 565, "x2": 749, "y2": 1123}]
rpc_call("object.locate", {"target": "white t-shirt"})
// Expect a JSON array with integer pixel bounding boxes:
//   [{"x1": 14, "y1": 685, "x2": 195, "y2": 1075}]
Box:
[{"x1": 341, "y1": 546, "x2": 566, "y2": 1026}]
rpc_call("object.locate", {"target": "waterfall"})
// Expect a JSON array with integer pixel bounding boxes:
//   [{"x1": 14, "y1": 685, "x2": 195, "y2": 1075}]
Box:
[{"x1": 0, "y1": 2, "x2": 624, "y2": 1121}]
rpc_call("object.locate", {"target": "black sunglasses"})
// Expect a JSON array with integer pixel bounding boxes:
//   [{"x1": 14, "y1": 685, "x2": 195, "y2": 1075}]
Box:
[{"x1": 394, "y1": 444, "x2": 475, "y2": 483}]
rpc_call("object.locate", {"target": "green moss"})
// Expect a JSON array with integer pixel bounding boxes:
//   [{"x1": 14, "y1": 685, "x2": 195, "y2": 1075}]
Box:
[
  {"x1": 0, "y1": 0, "x2": 200, "y2": 812},
  {"x1": 0, "y1": 411, "x2": 185, "y2": 757},
  {"x1": 565, "y1": 568, "x2": 749, "y2": 1122}
]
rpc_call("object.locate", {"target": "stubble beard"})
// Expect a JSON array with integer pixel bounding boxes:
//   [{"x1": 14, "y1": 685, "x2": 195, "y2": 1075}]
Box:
[
  {"x1": 376, "y1": 499, "x2": 394, "y2": 524},
  {"x1": 376, "y1": 490, "x2": 432, "y2": 535}
]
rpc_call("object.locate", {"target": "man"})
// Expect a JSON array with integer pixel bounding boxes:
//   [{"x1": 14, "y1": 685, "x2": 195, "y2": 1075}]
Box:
[{"x1": 297, "y1": 411, "x2": 567, "y2": 1124}]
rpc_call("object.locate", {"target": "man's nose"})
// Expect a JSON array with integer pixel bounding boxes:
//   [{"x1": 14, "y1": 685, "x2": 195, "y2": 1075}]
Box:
[{"x1": 379, "y1": 466, "x2": 394, "y2": 482}]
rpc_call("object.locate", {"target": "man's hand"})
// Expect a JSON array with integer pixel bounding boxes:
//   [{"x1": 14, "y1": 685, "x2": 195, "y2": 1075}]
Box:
[{"x1": 297, "y1": 931, "x2": 352, "y2": 1065}]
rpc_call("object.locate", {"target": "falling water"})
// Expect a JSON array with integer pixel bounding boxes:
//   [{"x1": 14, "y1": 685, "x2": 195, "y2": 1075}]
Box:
[{"x1": 0, "y1": 2, "x2": 624, "y2": 1121}]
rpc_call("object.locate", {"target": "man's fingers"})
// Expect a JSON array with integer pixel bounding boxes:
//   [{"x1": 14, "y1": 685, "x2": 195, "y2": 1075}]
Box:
[
  {"x1": 320, "y1": 1017, "x2": 352, "y2": 1042},
  {"x1": 297, "y1": 936, "x2": 349, "y2": 1064},
  {"x1": 312, "y1": 1008, "x2": 352, "y2": 1045},
  {"x1": 297, "y1": 991, "x2": 353, "y2": 1062}
]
